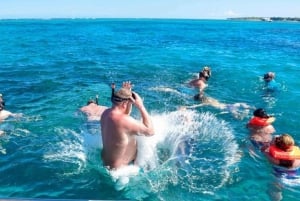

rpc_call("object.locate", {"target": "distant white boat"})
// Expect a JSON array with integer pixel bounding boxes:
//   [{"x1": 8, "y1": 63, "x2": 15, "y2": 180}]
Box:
[{"x1": 263, "y1": 17, "x2": 273, "y2": 22}]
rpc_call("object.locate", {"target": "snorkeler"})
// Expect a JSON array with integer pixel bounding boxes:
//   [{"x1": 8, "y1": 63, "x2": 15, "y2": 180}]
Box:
[
  {"x1": 189, "y1": 66, "x2": 211, "y2": 98},
  {"x1": 80, "y1": 95, "x2": 108, "y2": 121},
  {"x1": 101, "y1": 81, "x2": 154, "y2": 169},
  {"x1": 0, "y1": 94, "x2": 23, "y2": 135},
  {"x1": 263, "y1": 134, "x2": 300, "y2": 169},
  {"x1": 263, "y1": 72, "x2": 279, "y2": 91},
  {"x1": 247, "y1": 108, "x2": 276, "y2": 148},
  {"x1": 183, "y1": 95, "x2": 253, "y2": 119}
]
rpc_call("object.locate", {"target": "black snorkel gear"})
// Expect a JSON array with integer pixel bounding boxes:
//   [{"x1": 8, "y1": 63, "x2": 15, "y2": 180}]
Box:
[
  {"x1": 253, "y1": 108, "x2": 270, "y2": 118},
  {"x1": 111, "y1": 82, "x2": 136, "y2": 103},
  {"x1": 111, "y1": 83, "x2": 116, "y2": 102},
  {"x1": 95, "y1": 95, "x2": 99, "y2": 105}
]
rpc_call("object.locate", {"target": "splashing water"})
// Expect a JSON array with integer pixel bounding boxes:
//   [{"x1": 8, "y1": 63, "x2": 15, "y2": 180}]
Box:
[
  {"x1": 43, "y1": 127, "x2": 86, "y2": 175},
  {"x1": 111, "y1": 109, "x2": 240, "y2": 199}
]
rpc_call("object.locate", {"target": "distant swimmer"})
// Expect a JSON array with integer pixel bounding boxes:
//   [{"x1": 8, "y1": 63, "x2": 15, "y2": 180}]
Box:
[
  {"x1": 80, "y1": 95, "x2": 108, "y2": 121},
  {"x1": 263, "y1": 72, "x2": 279, "y2": 91},
  {"x1": 189, "y1": 66, "x2": 211, "y2": 98},
  {"x1": 263, "y1": 134, "x2": 300, "y2": 170},
  {"x1": 101, "y1": 81, "x2": 154, "y2": 169},
  {"x1": 184, "y1": 94, "x2": 253, "y2": 119},
  {"x1": 247, "y1": 108, "x2": 276, "y2": 148},
  {"x1": 0, "y1": 94, "x2": 23, "y2": 135}
]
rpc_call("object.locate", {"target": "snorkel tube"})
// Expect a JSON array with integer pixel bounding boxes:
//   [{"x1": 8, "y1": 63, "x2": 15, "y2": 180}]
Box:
[
  {"x1": 111, "y1": 83, "x2": 115, "y2": 101},
  {"x1": 95, "y1": 95, "x2": 99, "y2": 105}
]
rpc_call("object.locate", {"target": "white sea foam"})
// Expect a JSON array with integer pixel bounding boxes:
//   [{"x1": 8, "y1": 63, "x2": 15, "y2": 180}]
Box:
[
  {"x1": 149, "y1": 86, "x2": 182, "y2": 95},
  {"x1": 114, "y1": 109, "x2": 240, "y2": 197},
  {"x1": 43, "y1": 127, "x2": 86, "y2": 175}
]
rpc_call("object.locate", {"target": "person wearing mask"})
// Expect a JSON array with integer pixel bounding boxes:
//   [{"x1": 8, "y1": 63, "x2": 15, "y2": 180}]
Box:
[{"x1": 100, "y1": 81, "x2": 154, "y2": 169}]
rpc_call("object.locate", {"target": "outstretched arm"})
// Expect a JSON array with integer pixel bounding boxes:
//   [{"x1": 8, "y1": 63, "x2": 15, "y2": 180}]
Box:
[{"x1": 183, "y1": 103, "x2": 205, "y2": 109}]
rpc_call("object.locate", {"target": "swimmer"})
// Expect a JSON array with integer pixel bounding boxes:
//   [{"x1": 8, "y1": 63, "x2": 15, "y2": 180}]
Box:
[
  {"x1": 101, "y1": 81, "x2": 154, "y2": 169},
  {"x1": 263, "y1": 72, "x2": 279, "y2": 91},
  {"x1": 188, "y1": 66, "x2": 211, "y2": 98},
  {"x1": 0, "y1": 94, "x2": 23, "y2": 135},
  {"x1": 263, "y1": 134, "x2": 300, "y2": 169},
  {"x1": 247, "y1": 108, "x2": 276, "y2": 148},
  {"x1": 184, "y1": 94, "x2": 253, "y2": 119},
  {"x1": 80, "y1": 95, "x2": 108, "y2": 121}
]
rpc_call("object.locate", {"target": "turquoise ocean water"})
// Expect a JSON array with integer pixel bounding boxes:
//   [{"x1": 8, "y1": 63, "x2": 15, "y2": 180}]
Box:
[{"x1": 0, "y1": 19, "x2": 300, "y2": 201}]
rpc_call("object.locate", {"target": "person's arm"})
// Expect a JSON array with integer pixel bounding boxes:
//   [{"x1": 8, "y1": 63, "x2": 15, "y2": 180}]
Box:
[
  {"x1": 262, "y1": 143, "x2": 280, "y2": 165},
  {"x1": 131, "y1": 91, "x2": 154, "y2": 136},
  {"x1": 184, "y1": 103, "x2": 205, "y2": 109},
  {"x1": 266, "y1": 117, "x2": 276, "y2": 124}
]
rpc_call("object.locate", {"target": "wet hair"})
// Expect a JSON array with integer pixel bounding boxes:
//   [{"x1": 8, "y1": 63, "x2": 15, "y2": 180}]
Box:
[
  {"x1": 263, "y1": 72, "x2": 275, "y2": 81},
  {"x1": 199, "y1": 66, "x2": 211, "y2": 81},
  {"x1": 112, "y1": 88, "x2": 133, "y2": 103},
  {"x1": 253, "y1": 108, "x2": 269, "y2": 118},
  {"x1": 87, "y1": 100, "x2": 96, "y2": 105},
  {"x1": 264, "y1": 73, "x2": 270, "y2": 80},
  {"x1": 275, "y1": 134, "x2": 295, "y2": 168},
  {"x1": 199, "y1": 72, "x2": 210, "y2": 81},
  {"x1": 275, "y1": 134, "x2": 294, "y2": 151}
]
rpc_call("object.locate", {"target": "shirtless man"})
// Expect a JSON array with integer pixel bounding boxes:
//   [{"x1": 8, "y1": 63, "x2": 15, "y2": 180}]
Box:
[
  {"x1": 0, "y1": 95, "x2": 22, "y2": 135},
  {"x1": 189, "y1": 67, "x2": 211, "y2": 97},
  {"x1": 100, "y1": 82, "x2": 154, "y2": 169},
  {"x1": 80, "y1": 96, "x2": 107, "y2": 121}
]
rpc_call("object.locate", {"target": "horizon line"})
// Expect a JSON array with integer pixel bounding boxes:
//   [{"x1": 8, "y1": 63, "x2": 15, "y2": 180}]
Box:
[{"x1": 0, "y1": 16, "x2": 299, "y2": 20}]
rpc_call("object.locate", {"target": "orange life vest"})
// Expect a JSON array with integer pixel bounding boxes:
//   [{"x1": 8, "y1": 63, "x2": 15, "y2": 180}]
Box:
[
  {"x1": 269, "y1": 145, "x2": 300, "y2": 160},
  {"x1": 248, "y1": 117, "x2": 269, "y2": 127}
]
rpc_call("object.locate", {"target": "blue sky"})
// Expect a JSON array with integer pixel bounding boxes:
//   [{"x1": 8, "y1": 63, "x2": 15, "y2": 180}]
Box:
[{"x1": 0, "y1": 0, "x2": 299, "y2": 19}]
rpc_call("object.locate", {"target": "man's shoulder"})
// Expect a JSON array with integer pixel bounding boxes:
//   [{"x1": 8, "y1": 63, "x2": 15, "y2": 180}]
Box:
[{"x1": 1, "y1": 110, "x2": 12, "y2": 115}]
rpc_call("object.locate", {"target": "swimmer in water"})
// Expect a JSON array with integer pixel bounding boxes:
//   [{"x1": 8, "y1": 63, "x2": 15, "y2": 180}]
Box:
[
  {"x1": 188, "y1": 66, "x2": 211, "y2": 99},
  {"x1": 0, "y1": 94, "x2": 23, "y2": 135},
  {"x1": 80, "y1": 95, "x2": 108, "y2": 121},
  {"x1": 183, "y1": 94, "x2": 253, "y2": 119},
  {"x1": 263, "y1": 134, "x2": 300, "y2": 170},
  {"x1": 263, "y1": 72, "x2": 279, "y2": 91},
  {"x1": 247, "y1": 108, "x2": 276, "y2": 148}
]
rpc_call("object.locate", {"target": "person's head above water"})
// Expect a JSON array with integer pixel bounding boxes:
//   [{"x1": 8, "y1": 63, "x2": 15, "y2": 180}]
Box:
[
  {"x1": 263, "y1": 72, "x2": 275, "y2": 82},
  {"x1": 86, "y1": 99, "x2": 96, "y2": 105},
  {"x1": 199, "y1": 66, "x2": 211, "y2": 81},
  {"x1": 274, "y1": 134, "x2": 294, "y2": 151},
  {"x1": 112, "y1": 87, "x2": 134, "y2": 104},
  {"x1": 253, "y1": 108, "x2": 270, "y2": 118}
]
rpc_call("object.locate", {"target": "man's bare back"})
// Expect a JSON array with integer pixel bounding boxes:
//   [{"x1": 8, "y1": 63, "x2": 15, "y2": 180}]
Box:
[
  {"x1": 101, "y1": 82, "x2": 154, "y2": 169},
  {"x1": 80, "y1": 102, "x2": 107, "y2": 121}
]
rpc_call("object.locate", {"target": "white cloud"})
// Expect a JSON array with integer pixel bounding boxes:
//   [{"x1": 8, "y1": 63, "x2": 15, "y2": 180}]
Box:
[{"x1": 224, "y1": 10, "x2": 239, "y2": 17}]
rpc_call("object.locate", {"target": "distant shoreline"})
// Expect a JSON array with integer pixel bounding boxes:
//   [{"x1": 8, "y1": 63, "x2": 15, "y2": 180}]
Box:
[{"x1": 227, "y1": 17, "x2": 300, "y2": 22}]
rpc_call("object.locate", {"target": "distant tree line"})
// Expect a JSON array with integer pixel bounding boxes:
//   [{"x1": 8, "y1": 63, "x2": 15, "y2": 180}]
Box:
[{"x1": 227, "y1": 17, "x2": 300, "y2": 22}]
